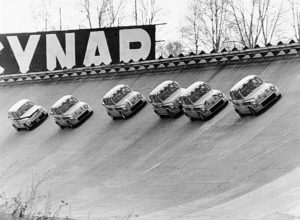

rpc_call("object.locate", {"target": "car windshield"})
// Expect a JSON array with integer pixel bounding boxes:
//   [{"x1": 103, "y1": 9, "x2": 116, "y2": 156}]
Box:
[
  {"x1": 53, "y1": 97, "x2": 78, "y2": 114},
  {"x1": 17, "y1": 101, "x2": 34, "y2": 116},
  {"x1": 189, "y1": 84, "x2": 211, "y2": 103},
  {"x1": 180, "y1": 96, "x2": 193, "y2": 105},
  {"x1": 158, "y1": 82, "x2": 180, "y2": 101},
  {"x1": 239, "y1": 77, "x2": 263, "y2": 97},
  {"x1": 9, "y1": 111, "x2": 20, "y2": 119},
  {"x1": 112, "y1": 86, "x2": 131, "y2": 103},
  {"x1": 149, "y1": 95, "x2": 162, "y2": 103},
  {"x1": 230, "y1": 91, "x2": 243, "y2": 100},
  {"x1": 103, "y1": 97, "x2": 114, "y2": 105}
]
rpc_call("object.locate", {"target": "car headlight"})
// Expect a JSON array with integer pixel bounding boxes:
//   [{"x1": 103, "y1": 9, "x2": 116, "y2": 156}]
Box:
[
  {"x1": 84, "y1": 104, "x2": 89, "y2": 109},
  {"x1": 122, "y1": 102, "x2": 130, "y2": 110},
  {"x1": 270, "y1": 85, "x2": 276, "y2": 92},
  {"x1": 257, "y1": 94, "x2": 262, "y2": 99},
  {"x1": 68, "y1": 115, "x2": 75, "y2": 120},
  {"x1": 137, "y1": 93, "x2": 142, "y2": 99},
  {"x1": 251, "y1": 99, "x2": 258, "y2": 107},
  {"x1": 167, "y1": 103, "x2": 174, "y2": 109}
]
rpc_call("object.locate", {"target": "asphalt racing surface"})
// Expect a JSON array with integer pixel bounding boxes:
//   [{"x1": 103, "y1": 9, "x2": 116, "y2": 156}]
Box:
[{"x1": 1, "y1": 59, "x2": 300, "y2": 220}]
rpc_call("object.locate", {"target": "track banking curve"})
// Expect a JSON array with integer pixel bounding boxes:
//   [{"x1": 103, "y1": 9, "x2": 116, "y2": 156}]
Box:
[{"x1": 1, "y1": 58, "x2": 300, "y2": 220}]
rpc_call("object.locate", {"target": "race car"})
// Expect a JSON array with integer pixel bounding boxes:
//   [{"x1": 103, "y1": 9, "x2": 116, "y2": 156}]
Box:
[
  {"x1": 229, "y1": 75, "x2": 281, "y2": 117},
  {"x1": 8, "y1": 99, "x2": 48, "y2": 131},
  {"x1": 148, "y1": 80, "x2": 185, "y2": 118},
  {"x1": 50, "y1": 95, "x2": 93, "y2": 128},
  {"x1": 102, "y1": 84, "x2": 146, "y2": 119},
  {"x1": 180, "y1": 81, "x2": 228, "y2": 120}
]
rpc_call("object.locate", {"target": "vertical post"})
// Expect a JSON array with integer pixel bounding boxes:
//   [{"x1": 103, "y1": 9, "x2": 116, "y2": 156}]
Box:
[
  {"x1": 59, "y1": 7, "x2": 62, "y2": 30},
  {"x1": 135, "y1": 0, "x2": 138, "y2": 25}
]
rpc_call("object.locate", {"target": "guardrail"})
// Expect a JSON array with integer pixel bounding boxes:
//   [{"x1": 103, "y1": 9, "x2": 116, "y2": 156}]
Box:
[{"x1": 1, "y1": 41, "x2": 300, "y2": 85}]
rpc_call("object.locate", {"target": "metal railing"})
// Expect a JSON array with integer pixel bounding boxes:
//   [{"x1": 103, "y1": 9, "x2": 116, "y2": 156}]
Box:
[{"x1": 1, "y1": 42, "x2": 299, "y2": 85}]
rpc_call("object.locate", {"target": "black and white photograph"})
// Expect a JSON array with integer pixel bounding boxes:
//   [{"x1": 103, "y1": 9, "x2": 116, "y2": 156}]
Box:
[{"x1": 0, "y1": 0, "x2": 300, "y2": 219}]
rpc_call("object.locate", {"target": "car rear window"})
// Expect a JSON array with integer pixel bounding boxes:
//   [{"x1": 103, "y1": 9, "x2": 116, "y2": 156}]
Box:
[
  {"x1": 189, "y1": 84, "x2": 211, "y2": 103},
  {"x1": 158, "y1": 83, "x2": 179, "y2": 101},
  {"x1": 111, "y1": 86, "x2": 131, "y2": 103}
]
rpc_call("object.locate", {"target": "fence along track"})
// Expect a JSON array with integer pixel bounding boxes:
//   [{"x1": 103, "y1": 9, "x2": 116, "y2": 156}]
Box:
[{"x1": 1, "y1": 41, "x2": 300, "y2": 85}]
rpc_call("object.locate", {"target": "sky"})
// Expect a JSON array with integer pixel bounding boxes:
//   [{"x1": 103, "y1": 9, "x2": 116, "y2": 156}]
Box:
[{"x1": 0, "y1": 0, "x2": 188, "y2": 42}]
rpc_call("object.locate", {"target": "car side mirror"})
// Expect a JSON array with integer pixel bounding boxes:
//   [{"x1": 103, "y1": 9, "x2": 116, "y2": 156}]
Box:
[
  {"x1": 102, "y1": 102, "x2": 105, "y2": 106},
  {"x1": 148, "y1": 99, "x2": 152, "y2": 103},
  {"x1": 50, "y1": 112, "x2": 53, "y2": 115}
]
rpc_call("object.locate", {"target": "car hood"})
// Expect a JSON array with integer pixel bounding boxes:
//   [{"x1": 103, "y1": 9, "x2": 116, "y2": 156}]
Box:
[
  {"x1": 21, "y1": 105, "x2": 42, "y2": 118},
  {"x1": 244, "y1": 83, "x2": 271, "y2": 100},
  {"x1": 193, "y1": 89, "x2": 220, "y2": 106}
]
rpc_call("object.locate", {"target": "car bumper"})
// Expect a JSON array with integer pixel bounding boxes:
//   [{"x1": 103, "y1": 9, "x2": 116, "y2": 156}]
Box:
[
  {"x1": 184, "y1": 98, "x2": 228, "y2": 118},
  {"x1": 107, "y1": 99, "x2": 146, "y2": 117}
]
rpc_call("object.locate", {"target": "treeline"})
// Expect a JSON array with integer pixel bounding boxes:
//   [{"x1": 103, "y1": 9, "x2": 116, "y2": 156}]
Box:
[{"x1": 31, "y1": 0, "x2": 300, "y2": 56}]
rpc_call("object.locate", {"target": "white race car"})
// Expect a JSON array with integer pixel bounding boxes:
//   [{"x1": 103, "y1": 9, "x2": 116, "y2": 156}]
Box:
[
  {"x1": 180, "y1": 81, "x2": 228, "y2": 120},
  {"x1": 229, "y1": 75, "x2": 281, "y2": 116},
  {"x1": 149, "y1": 80, "x2": 185, "y2": 118},
  {"x1": 50, "y1": 95, "x2": 93, "y2": 128},
  {"x1": 103, "y1": 84, "x2": 147, "y2": 119},
  {"x1": 8, "y1": 99, "x2": 48, "y2": 131}
]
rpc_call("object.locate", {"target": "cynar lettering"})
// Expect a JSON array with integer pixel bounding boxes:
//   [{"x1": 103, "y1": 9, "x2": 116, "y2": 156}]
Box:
[{"x1": 0, "y1": 26, "x2": 156, "y2": 74}]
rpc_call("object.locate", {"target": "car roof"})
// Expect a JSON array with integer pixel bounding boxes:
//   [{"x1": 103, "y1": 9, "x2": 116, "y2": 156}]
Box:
[
  {"x1": 149, "y1": 80, "x2": 179, "y2": 96},
  {"x1": 51, "y1": 95, "x2": 74, "y2": 108},
  {"x1": 8, "y1": 99, "x2": 32, "y2": 112},
  {"x1": 230, "y1": 75, "x2": 260, "y2": 92},
  {"x1": 103, "y1": 84, "x2": 128, "y2": 99},
  {"x1": 180, "y1": 81, "x2": 207, "y2": 97}
]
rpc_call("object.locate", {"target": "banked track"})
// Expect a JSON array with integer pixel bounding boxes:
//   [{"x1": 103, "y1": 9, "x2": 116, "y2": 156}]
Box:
[{"x1": 1, "y1": 46, "x2": 300, "y2": 220}]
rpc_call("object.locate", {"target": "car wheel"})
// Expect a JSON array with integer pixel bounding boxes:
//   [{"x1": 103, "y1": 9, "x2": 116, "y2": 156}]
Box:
[
  {"x1": 120, "y1": 112, "x2": 127, "y2": 119},
  {"x1": 187, "y1": 114, "x2": 195, "y2": 121},
  {"x1": 198, "y1": 113, "x2": 206, "y2": 121},
  {"x1": 12, "y1": 124, "x2": 21, "y2": 131},
  {"x1": 167, "y1": 110, "x2": 176, "y2": 118},
  {"x1": 56, "y1": 122, "x2": 65, "y2": 129},
  {"x1": 235, "y1": 109, "x2": 245, "y2": 117},
  {"x1": 248, "y1": 107, "x2": 258, "y2": 116},
  {"x1": 24, "y1": 124, "x2": 31, "y2": 130},
  {"x1": 68, "y1": 122, "x2": 74, "y2": 128}
]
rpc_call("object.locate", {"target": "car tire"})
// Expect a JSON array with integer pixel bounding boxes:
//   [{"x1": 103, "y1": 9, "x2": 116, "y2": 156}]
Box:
[
  {"x1": 167, "y1": 110, "x2": 176, "y2": 118},
  {"x1": 198, "y1": 113, "x2": 206, "y2": 121},
  {"x1": 24, "y1": 124, "x2": 31, "y2": 131},
  {"x1": 120, "y1": 112, "x2": 127, "y2": 119},
  {"x1": 248, "y1": 107, "x2": 258, "y2": 116},
  {"x1": 56, "y1": 122, "x2": 65, "y2": 129},
  {"x1": 187, "y1": 115, "x2": 195, "y2": 121},
  {"x1": 235, "y1": 109, "x2": 245, "y2": 117},
  {"x1": 12, "y1": 124, "x2": 21, "y2": 131},
  {"x1": 68, "y1": 122, "x2": 74, "y2": 128}
]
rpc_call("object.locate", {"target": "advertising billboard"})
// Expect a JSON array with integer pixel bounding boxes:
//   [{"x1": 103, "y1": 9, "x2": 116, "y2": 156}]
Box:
[{"x1": 0, "y1": 25, "x2": 156, "y2": 74}]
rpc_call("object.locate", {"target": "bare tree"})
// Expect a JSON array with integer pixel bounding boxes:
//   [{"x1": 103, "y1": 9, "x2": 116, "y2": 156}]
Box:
[
  {"x1": 289, "y1": 0, "x2": 300, "y2": 42},
  {"x1": 139, "y1": 0, "x2": 163, "y2": 25},
  {"x1": 80, "y1": 0, "x2": 125, "y2": 28},
  {"x1": 181, "y1": 0, "x2": 230, "y2": 53},
  {"x1": 31, "y1": 0, "x2": 52, "y2": 31},
  {"x1": 81, "y1": 0, "x2": 93, "y2": 28},
  {"x1": 165, "y1": 41, "x2": 184, "y2": 57},
  {"x1": 107, "y1": 0, "x2": 125, "y2": 27},
  {"x1": 229, "y1": 0, "x2": 285, "y2": 48}
]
